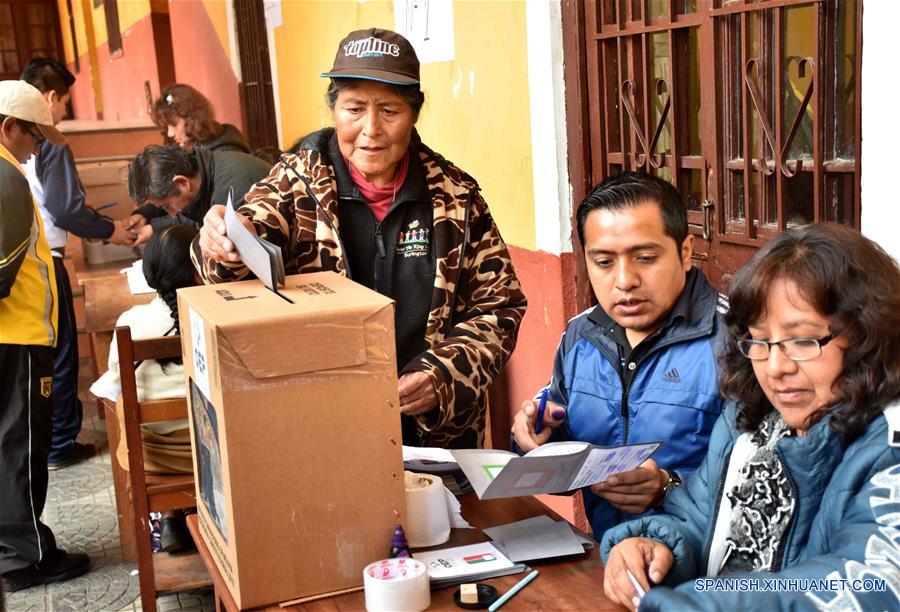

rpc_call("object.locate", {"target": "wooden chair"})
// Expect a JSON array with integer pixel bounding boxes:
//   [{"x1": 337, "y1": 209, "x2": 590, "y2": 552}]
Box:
[{"x1": 115, "y1": 325, "x2": 211, "y2": 610}]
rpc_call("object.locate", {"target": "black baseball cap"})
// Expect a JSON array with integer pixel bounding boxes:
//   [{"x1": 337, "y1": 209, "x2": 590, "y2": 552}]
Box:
[{"x1": 321, "y1": 28, "x2": 420, "y2": 85}]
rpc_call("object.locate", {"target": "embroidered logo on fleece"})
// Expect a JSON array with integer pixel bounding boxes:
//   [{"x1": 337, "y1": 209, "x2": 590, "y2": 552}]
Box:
[
  {"x1": 663, "y1": 368, "x2": 681, "y2": 383},
  {"x1": 396, "y1": 220, "x2": 430, "y2": 258}
]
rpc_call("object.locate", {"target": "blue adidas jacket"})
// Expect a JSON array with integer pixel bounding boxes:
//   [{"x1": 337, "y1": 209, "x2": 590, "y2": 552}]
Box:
[
  {"x1": 547, "y1": 269, "x2": 727, "y2": 541},
  {"x1": 601, "y1": 401, "x2": 900, "y2": 611}
]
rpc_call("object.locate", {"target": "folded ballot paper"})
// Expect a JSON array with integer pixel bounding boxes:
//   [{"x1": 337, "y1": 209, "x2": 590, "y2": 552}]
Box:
[
  {"x1": 224, "y1": 190, "x2": 285, "y2": 292},
  {"x1": 483, "y1": 515, "x2": 593, "y2": 562},
  {"x1": 451, "y1": 440, "x2": 662, "y2": 500}
]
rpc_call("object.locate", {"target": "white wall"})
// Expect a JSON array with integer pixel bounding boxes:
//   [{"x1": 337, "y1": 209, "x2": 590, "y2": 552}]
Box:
[
  {"x1": 526, "y1": 0, "x2": 572, "y2": 255},
  {"x1": 861, "y1": 1, "x2": 900, "y2": 263}
]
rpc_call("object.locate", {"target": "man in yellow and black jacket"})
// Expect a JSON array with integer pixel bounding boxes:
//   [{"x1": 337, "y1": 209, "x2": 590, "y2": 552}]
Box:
[{"x1": 0, "y1": 80, "x2": 90, "y2": 592}]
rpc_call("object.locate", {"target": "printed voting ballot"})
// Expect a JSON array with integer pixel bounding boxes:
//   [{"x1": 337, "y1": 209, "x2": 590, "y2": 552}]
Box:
[
  {"x1": 223, "y1": 190, "x2": 284, "y2": 291},
  {"x1": 451, "y1": 441, "x2": 662, "y2": 499}
]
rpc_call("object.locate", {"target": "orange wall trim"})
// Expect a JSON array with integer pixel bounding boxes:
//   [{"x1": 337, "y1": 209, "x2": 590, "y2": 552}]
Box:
[
  {"x1": 93, "y1": 14, "x2": 162, "y2": 121},
  {"x1": 169, "y1": 0, "x2": 242, "y2": 131},
  {"x1": 68, "y1": 57, "x2": 98, "y2": 120},
  {"x1": 503, "y1": 246, "x2": 583, "y2": 529},
  {"x1": 504, "y1": 245, "x2": 572, "y2": 412}
]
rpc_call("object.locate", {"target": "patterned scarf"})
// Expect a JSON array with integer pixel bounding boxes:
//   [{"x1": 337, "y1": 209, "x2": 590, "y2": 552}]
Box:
[{"x1": 724, "y1": 411, "x2": 796, "y2": 572}]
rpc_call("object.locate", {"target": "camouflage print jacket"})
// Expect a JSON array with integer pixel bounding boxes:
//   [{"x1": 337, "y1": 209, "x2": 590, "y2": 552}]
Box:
[{"x1": 194, "y1": 128, "x2": 526, "y2": 448}]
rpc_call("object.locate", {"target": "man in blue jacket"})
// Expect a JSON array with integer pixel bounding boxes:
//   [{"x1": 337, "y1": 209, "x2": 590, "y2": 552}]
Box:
[
  {"x1": 22, "y1": 58, "x2": 134, "y2": 470},
  {"x1": 512, "y1": 172, "x2": 726, "y2": 542}
]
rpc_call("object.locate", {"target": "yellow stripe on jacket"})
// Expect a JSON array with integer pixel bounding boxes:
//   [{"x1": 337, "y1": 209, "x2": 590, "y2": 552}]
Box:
[{"x1": 0, "y1": 143, "x2": 57, "y2": 347}]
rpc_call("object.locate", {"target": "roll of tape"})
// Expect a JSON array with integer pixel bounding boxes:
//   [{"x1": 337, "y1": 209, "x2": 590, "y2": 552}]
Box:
[
  {"x1": 363, "y1": 558, "x2": 430, "y2": 612},
  {"x1": 404, "y1": 472, "x2": 451, "y2": 547}
]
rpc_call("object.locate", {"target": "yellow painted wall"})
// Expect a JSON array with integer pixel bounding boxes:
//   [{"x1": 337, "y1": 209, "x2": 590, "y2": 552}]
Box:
[
  {"x1": 56, "y1": 0, "x2": 74, "y2": 63},
  {"x1": 89, "y1": 0, "x2": 151, "y2": 46},
  {"x1": 60, "y1": 0, "x2": 89, "y2": 64},
  {"x1": 202, "y1": 0, "x2": 232, "y2": 57},
  {"x1": 58, "y1": 0, "x2": 160, "y2": 66},
  {"x1": 273, "y1": 0, "x2": 535, "y2": 249}
]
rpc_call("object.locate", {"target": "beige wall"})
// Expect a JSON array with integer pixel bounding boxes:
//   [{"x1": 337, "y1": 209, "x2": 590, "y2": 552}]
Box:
[{"x1": 271, "y1": 0, "x2": 536, "y2": 250}]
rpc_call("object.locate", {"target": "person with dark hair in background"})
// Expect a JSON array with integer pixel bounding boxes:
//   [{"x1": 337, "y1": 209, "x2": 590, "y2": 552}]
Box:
[
  {"x1": 602, "y1": 224, "x2": 900, "y2": 611},
  {"x1": 21, "y1": 57, "x2": 134, "y2": 470},
  {"x1": 0, "y1": 79, "x2": 90, "y2": 592},
  {"x1": 92, "y1": 224, "x2": 198, "y2": 406},
  {"x1": 124, "y1": 143, "x2": 271, "y2": 246},
  {"x1": 512, "y1": 172, "x2": 727, "y2": 542},
  {"x1": 197, "y1": 28, "x2": 526, "y2": 449},
  {"x1": 91, "y1": 224, "x2": 200, "y2": 552},
  {"x1": 151, "y1": 83, "x2": 250, "y2": 154}
]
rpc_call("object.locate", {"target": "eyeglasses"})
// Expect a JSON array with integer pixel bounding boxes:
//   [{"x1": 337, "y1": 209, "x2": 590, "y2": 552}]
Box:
[
  {"x1": 20, "y1": 122, "x2": 46, "y2": 146},
  {"x1": 736, "y1": 334, "x2": 836, "y2": 361}
]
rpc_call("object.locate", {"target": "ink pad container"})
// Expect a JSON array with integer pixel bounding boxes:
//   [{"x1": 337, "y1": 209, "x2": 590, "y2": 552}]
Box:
[{"x1": 453, "y1": 583, "x2": 499, "y2": 609}]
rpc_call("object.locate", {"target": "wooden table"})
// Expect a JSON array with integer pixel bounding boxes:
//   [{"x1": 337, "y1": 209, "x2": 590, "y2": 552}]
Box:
[
  {"x1": 77, "y1": 262, "x2": 153, "y2": 379},
  {"x1": 187, "y1": 494, "x2": 624, "y2": 611}
]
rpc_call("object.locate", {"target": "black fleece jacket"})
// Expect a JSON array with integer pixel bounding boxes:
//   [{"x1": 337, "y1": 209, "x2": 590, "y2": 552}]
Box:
[
  {"x1": 198, "y1": 123, "x2": 251, "y2": 154},
  {"x1": 297, "y1": 130, "x2": 436, "y2": 374}
]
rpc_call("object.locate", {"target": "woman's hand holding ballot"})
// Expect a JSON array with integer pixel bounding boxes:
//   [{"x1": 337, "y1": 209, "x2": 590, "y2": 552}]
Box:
[
  {"x1": 199, "y1": 204, "x2": 255, "y2": 263},
  {"x1": 603, "y1": 537, "x2": 673, "y2": 611},
  {"x1": 511, "y1": 393, "x2": 567, "y2": 452}
]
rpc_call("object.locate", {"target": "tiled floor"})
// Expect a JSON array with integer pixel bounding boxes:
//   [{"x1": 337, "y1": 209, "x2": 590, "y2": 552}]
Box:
[{"x1": 4, "y1": 360, "x2": 215, "y2": 611}]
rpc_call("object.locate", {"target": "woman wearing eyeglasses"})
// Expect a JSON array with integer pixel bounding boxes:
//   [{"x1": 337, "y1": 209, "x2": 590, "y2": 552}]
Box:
[{"x1": 601, "y1": 223, "x2": 900, "y2": 611}]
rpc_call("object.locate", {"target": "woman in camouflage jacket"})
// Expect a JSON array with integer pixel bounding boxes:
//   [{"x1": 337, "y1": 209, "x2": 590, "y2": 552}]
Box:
[{"x1": 195, "y1": 28, "x2": 526, "y2": 449}]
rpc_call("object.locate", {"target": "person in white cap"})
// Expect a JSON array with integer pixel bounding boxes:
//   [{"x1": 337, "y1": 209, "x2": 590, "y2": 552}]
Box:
[{"x1": 0, "y1": 79, "x2": 90, "y2": 591}]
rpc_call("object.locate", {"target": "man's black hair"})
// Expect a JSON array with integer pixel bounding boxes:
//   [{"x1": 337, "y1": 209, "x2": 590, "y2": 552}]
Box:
[
  {"x1": 21, "y1": 57, "x2": 76, "y2": 96},
  {"x1": 128, "y1": 145, "x2": 199, "y2": 204},
  {"x1": 576, "y1": 171, "x2": 688, "y2": 248}
]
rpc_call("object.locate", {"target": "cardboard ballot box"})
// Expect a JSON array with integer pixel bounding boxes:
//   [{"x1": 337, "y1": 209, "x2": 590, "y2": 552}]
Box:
[{"x1": 178, "y1": 272, "x2": 406, "y2": 608}]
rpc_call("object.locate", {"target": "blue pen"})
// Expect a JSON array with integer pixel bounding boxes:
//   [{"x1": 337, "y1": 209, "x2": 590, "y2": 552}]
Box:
[
  {"x1": 534, "y1": 388, "x2": 549, "y2": 435},
  {"x1": 488, "y1": 570, "x2": 539, "y2": 612}
]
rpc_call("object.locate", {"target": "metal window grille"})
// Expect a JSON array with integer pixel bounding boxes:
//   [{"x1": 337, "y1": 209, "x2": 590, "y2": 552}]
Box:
[{"x1": 564, "y1": 0, "x2": 861, "y2": 293}]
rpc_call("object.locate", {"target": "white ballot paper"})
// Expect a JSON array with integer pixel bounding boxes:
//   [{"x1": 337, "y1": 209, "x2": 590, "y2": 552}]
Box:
[
  {"x1": 451, "y1": 440, "x2": 662, "y2": 500},
  {"x1": 401, "y1": 445, "x2": 456, "y2": 463},
  {"x1": 223, "y1": 190, "x2": 285, "y2": 291},
  {"x1": 483, "y1": 515, "x2": 587, "y2": 562},
  {"x1": 120, "y1": 259, "x2": 154, "y2": 294},
  {"x1": 413, "y1": 541, "x2": 515, "y2": 582}
]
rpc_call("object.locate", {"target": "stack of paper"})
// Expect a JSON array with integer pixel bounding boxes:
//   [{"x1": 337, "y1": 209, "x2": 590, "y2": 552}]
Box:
[
  {"x1": 483, "y1": 515, "x2": 593, "y2": 562},
  {"x1": 120, "y1": 260, "x2": 154, "y2": 295},
  {"x1": 413, "y1": 542, "x2": 527, "y2": 589},
  {"x1": 224, "y1": 190, "x2": 285, "y2": 292},
  {"x1": 451, "y1": 440, "x2": 662, "y2": 499}
]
